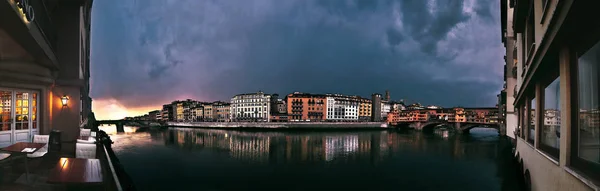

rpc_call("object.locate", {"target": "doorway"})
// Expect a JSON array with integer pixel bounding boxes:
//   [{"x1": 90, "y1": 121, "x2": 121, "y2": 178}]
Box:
[{"x1": 0, "y1": 88, "x2": 39, "y2": 147}]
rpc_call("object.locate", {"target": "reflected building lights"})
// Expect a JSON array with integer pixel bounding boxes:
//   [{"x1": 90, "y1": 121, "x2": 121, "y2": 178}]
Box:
[{"x1": 155, "y1": 128, "x2": 498, "y2": 164}]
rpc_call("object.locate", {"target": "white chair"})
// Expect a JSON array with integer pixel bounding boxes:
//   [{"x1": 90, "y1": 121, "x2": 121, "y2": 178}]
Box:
[
  {"x1": 80, "y1": 128, "x2": 91, "y2": 137},
  {"x1": 77, "y1": 137, "x2": 96, "y2": 144},
  {"x1": 76, "y1": 143, "x2": 96, "y2": 159},
  {"x1": 27, "y1": 135, "x2": 49, "y2": 158}
]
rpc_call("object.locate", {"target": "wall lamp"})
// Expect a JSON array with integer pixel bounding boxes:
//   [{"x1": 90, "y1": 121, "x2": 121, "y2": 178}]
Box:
[{"x1": 61, "y1": 95, "x2": 69, "y2": 107}]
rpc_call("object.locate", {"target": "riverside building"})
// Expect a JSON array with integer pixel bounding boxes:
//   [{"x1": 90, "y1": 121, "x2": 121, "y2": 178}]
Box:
[
  {"x1": 326, "y1": 94, "x2": 359, "y2": 122},
  {"x1": 230, "y1": 91, "x2": 275, "y2": 122},
  {"x1": 286, "y1": 92, "x2": 326, "y2": 122},
  {"x1": 0, "y1": 0, "x2": 93, "y2": 148},
  {"x1": 502, "y1": 0, "x2": 600, "y2": 190}
]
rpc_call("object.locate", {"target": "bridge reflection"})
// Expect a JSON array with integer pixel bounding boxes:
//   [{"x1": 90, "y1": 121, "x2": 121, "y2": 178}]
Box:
[{"x1": 158, "y1": 128, "x2": 502, "y2": 164}]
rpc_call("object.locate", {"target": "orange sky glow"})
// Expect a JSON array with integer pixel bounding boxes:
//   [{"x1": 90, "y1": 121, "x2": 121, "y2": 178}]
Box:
[{"x1": 92, "y1": 98, "x2": 161, "y2": 120}]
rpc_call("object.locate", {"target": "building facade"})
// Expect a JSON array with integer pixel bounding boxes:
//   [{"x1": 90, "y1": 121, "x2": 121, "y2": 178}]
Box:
[
  {"x1": 230, "y1": 91, "x2": 274, "y2": 122},
  {"x1": 276, "y1": 99, "x2": 287, "y2": 114},
  {"x1": 381, "y1": 101, "x2": 391, "y2": 120},
  {"x1": 371, "y1": 94, "x2": 382, "y2": 122},
  {"x1": 160, "y1": 104, "x2": 172, "y2": 121},
  {"x1": 286, "y1": 92, "x2": 326, "y2": 121},
  {"x1": 358, "y1": 98, "x2": 372, "y2": 122},
  {"x1": 213, "y1": 102, "x2": 230, "y2": 122},
  {"x1": 503, "y1": 0, "x2": 600, "y2": 190},
  {"x1": 148, "y1": 110, "x2": 160, "y2": 121},
  {"x1": 192, "y1": 107, "x2": 204, "y2": 121},
  {"x1": 203, "y1": 104, "x2": 213, "y2": 122},
  {"x1": 0, "y1": 0, "x2": 93, "y2": 147},
  {"x1": 325, "y1": 95, "x2": 359, "y2": 121}
]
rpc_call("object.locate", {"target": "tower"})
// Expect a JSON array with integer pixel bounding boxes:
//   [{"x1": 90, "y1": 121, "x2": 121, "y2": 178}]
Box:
[
  {"x1": 385, "y1": 90, "x2": 390, "y2": 101},
  {"x1": 371, "y1": 93, "x2": 382, "y2": 122}
]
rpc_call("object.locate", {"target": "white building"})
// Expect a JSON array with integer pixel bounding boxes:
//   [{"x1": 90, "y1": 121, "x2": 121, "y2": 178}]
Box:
[
  {"x1": 381, "y1": 102, "x2": 391, "y2": 118},
  {"x1": 230, "y1": 91, "x2": 273, "y2": 122},
  {"x1": 326, "y1": 96, "x2": 359, "y2": 121}
]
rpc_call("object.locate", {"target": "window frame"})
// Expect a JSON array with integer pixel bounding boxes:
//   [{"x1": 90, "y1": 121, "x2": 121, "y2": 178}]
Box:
[
  {"x1": 540, "y1": 0, "x2": 551, "y2": 24},
  {"x1": 571, "y1": 41, "x2": 600, "y2": 182},
  {"x1": 527, "y1": 95, "x2": 536, "y2": 145},
  {"x1": 539, "y1": 63, "x2": 561, "y2": 160}
]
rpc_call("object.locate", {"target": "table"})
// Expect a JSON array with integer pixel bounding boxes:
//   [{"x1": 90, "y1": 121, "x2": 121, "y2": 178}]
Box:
[
  {"x1": 47, "y1": 158, "x2": 103, "y2": 184},
  {"x1": 1, "y1": 142, "x2": 46, "y2": 183}
]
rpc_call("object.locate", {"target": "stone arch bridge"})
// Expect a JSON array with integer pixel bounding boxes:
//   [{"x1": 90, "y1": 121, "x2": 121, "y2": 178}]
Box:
[
  {"x1": 393, "y1": 120, "x2": 500, "y2": 133},
  {"x1": 96, "y1": 120, "x2": 165, "y2": 132}
]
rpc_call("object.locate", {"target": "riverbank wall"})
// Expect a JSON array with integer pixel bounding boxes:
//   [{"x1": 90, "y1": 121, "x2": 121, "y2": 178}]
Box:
[{"x1": 166, "y1": 122, "x2": 388, "y2": 129}]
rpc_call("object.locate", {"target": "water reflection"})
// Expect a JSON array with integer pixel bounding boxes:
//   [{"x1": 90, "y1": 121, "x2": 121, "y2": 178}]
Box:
[
  {"x1": 156, "y1": 128, "x2": 501, "y2": 164},
  {"x1": 103, "y1": 127, "x2": 521, "y2": 191},
  {"x1": 99, "y1": 124, "x2": 139, "y2": 134}
]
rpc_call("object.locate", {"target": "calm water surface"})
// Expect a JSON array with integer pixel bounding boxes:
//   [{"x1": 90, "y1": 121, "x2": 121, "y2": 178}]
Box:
[{"x1": 99, "y1": 126, "x2": 521, "y2": 191}]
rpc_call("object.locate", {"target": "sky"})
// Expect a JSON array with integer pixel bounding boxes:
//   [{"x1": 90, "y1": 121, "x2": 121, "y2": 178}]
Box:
[{"x1": 90, "y1": 0, "x2": 504, "y2": 120}]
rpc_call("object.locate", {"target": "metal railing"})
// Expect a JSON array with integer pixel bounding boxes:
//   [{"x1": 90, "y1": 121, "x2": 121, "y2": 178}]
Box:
[{"x1": 97, "y1": 131, "x2": 137, "y2": 191}]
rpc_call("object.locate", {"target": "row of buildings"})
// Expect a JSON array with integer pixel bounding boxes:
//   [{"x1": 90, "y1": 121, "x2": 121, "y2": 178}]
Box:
[
  {"x1": 386, "y1": 107, "x2": 500, "y2": 125},
  {"x1": 130, "y1": 90, "x2": 451, "y2": 123},
  {"x1": 131, "y1": 90, "x2": 500, "y2": 125}
]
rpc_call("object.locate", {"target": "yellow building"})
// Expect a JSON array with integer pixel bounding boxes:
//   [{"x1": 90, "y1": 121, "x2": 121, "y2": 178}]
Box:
[
  {"x1": 203, "y1": 105, "x2": 213, "y2": 122},
  {"x1": 176, "y1": 103, "x2": 184, "y2": 122},
  {"x1": 193, "y1": 107, "x2": 204, "y2": 121},
  {"x1": 358, "y1": 99, "x2": 372, "y2": 122}
]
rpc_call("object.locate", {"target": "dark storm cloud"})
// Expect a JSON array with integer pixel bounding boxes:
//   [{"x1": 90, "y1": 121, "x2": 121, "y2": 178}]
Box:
[{"x1": 90, "y1": 0, "x2": 504, "y2": 110}]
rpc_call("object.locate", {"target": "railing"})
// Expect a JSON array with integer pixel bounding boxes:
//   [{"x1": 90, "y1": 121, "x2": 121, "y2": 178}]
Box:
[{"x1": 97, "y1": 130, "x2": 137, "y2": 191}]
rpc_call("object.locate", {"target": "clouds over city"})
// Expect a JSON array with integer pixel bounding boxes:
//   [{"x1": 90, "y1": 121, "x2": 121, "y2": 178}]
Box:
[{"x1": 90, "y1": 0, "x2": 504, "y2": 119}]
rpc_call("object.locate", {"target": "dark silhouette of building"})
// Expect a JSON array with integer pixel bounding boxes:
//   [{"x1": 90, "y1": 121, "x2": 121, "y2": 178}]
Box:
[{"x1": 371, "y1": 93, "x2": 382, "y2": 122}]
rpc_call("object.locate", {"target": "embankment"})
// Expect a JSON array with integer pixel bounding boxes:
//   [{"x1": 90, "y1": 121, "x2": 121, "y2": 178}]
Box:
[{"x1": 166, "y1": 122, "x2": 388, "y2": 129}]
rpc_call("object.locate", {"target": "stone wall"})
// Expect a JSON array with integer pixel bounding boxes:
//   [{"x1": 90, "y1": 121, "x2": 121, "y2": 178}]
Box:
[{"x1": 167, "y1": 122, "x2": 388, "y2": 129}]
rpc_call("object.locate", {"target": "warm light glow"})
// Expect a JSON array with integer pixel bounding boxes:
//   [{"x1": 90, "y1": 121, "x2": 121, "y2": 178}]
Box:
[
  {"x1": 59, "y1": 157, "x2": 69, "y2": 168},
  {"x1": 61, "y1": 95, "x2": 69, "y2": 107},
  {"x1": 92, "y1": 98, "x2": 161, "y2": 120}
]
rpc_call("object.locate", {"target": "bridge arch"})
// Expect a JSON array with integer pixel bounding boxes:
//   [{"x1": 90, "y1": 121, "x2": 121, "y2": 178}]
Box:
[
  {"x1": 421, "y1": 122, "x2": 448, "y2": 133},
  {"x1": 459, "y1": 124, "x2": 500, "y2": 133}
]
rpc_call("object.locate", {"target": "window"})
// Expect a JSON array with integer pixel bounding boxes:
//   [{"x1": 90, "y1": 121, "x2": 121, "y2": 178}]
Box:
[
  {"x1": 525, "y1": 6, "x2": 535, "y2": 64},
  {"x1": 541, "y1": 77, "x2": 560, "y2": 158},
  {"x1": 573, "y1": 40, "x2": 600, "y2": 180},
  {"x1": 528, "y1": 97, "x2": 536, "y2": 144}
]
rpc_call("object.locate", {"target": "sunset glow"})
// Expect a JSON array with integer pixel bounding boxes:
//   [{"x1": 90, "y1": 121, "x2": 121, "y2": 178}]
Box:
[{"x1": 92, "y1": 98, "x2": 161, "y2": 120}]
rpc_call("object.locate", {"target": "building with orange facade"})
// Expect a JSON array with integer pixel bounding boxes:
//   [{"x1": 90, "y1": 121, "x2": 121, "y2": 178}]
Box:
[
  {"x1": 386, "y1": 107, "x2": 498, "y2": 125},
  {"x1": 286, "y1": 92, "x2": 327, "y2": 121}
]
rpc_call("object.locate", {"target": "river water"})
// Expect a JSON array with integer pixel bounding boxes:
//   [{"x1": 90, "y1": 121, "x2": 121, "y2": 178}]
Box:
[{"x1": 99, "y1": 126, "x2": 523, "y2": 191}]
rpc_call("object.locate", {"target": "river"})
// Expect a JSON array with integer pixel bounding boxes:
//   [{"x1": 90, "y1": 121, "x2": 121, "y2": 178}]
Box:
[{"x1": 98, "y1": 125, "x2": 523, "y2": 191}]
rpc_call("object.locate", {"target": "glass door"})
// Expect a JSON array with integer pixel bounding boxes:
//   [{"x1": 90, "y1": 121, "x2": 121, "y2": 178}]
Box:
[
  {"x1": 14, "y1": 92, "x2": 31, "y2": 143},
  {"x1": 0, "y1": 90, "x2": 12, "y2": 147},
  {"x1": 0, "y1": 89, "x2": 39, "y2": 147}
]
